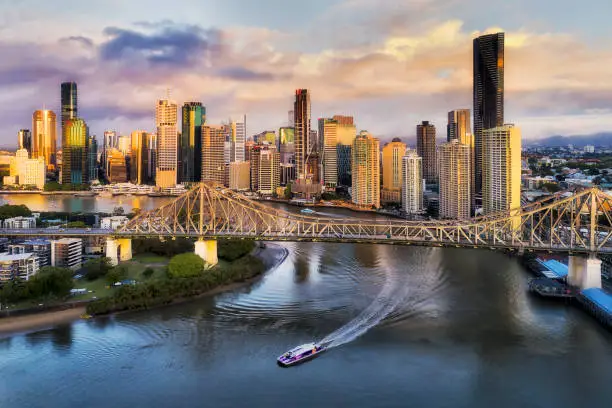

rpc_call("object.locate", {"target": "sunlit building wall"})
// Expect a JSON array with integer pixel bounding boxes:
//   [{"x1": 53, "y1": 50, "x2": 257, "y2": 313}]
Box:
[
  {"x1": 18, "y1": 129, "x2": 32, "y2": 155},
  {"x1": 32, "y1": 110, "x2": 57, "y2": 169},
  {"x1": 447, "y1": 109, "x2": 471, "y2": 143},
  {"x1": 279, "y1": 127, "x2": 295, "y2": 164},
  {"x1": 438, "y1": 140, "x2": 471, "y2": 219},
  {"x1": 201, "y1": 125, "x2": 226, "y2": 185},
  {"x1": 351, "y1": 131, "x2": 380, "y2": 208},
  {"x1": 155, "y1": 98, "x2": 178, "y2": 188},
  {"x1": 87, "y1": 136, "x2": 98, "y2": 182},
  {"x1": 319, "y1": 118, "x2": 338, "y2": 189},
  {"x1": 229, "y1": 161, "x2": 250, "y2": 191},
  {"x1": 61, "y1": 118, "x2": 88, "y2": 185},
  {"x1": 130, "y1": 131, "x2": 149, "y2": 185},
  {"x1": 294, "y1": 89, "x2": 310, "y2": 179},
  {"x1": 416, "y1": 121, "x2": 437, "y2": 184},
  {"x1": 381, "y1": 138, "x2": 407, "y2": 204},
  {"x1": 106, "y1": 148, "x2": 128, "y2": 183},
  {"x1": 181, "y1": 102, "x2": 205, "y2": 182}
]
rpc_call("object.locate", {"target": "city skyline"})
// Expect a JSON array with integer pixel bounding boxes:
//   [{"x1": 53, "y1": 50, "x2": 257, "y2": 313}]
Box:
[{"x1": 0, "y1": 0, "x2": 611, "y2": 145}]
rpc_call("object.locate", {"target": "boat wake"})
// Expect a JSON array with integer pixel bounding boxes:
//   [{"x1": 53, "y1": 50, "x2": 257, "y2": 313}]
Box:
[{"x1": 319, "y1": 264, "x2": 413, "y2": 349}]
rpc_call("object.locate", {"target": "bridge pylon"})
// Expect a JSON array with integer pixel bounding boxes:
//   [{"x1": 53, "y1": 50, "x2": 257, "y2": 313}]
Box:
[
  {"x1": 194, "y1": 238, "x2": 218, "y2": 267},
  {"x1": 568, "y1": 254, "x2": 602, "y2": 290},
  {"x1": 106, "y1": 238, "x2": 133, "y2": 266}
]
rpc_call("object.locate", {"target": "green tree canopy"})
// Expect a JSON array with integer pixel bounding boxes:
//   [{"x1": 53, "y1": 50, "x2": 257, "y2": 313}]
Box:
[
  {"x1": 106, "y1": 265, "x2": 129, "y2": 285},
  {"x1": 167, "y1": 253, "x2": 205, "y2": 278},
  {"x1": 83, "y1": 257, "x2": 113, "y2": 281},
  {"x1": 29, "y1": 267, "x2": 74, "y2": 299},
  {"x1": 0, "y1": 204, "x2": 32, "y2": 220}
]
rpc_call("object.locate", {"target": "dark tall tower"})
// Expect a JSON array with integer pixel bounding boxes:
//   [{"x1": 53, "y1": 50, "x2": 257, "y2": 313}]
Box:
[
  {"x1": 473, "y1": 32, "x2": 504, "y2": 196},
  {"x1": 294, "y1": 89, "x2": 310, "y2": 179},
  {"x1": 18, "y1": 129, "x2": 32, "y2": 154},
  {"x1": 180, "y1": 102, "x2": 205, "y2": 183},
  {"x1": 416, "y1": 121, "x2": 437, "y2": 184},
  {"x1": 61, "y1": 82, "x2": 78, "y2": 134}
]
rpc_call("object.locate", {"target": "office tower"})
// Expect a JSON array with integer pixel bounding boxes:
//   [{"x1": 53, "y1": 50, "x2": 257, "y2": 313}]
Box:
[
  {"x1": 130, "y1": 131, "x2": 149, "y2": 184},
  {"x1": 319, "y1": 118, "x2": 338, "y2": 189},
  {"x1": 7, "y1": 149, "x2": 45, "y2": 189},
  {"x1": 253, "y1": 145, "x2": 280, "y2": 195},
  {"x1": 416, "y1": 121, "x2": 437, "y2": 184},
  {"x1": 233, "y1": 117, "x2": 246, "y2": 162},
  {"x1": 201, "y1": 125, "x2": 226, "y2": 185},
  {"x1": 32, "y1": 110, "x2": 57, "y2": 169},
  {"x1": 61, "y1": 82, "x2": 78, "y2": 140},
  {"x1": 155, "y1": 98, "x2": 178, "y2": 188},
  {"x1": 294, "y1": 89, "x2": 310, "y2": 179},
  {"x1": 381, "y1": 138, "x2": 407, "y2": 204},
  {"x1": 482, "y1": 124, "x2": 521, "y2": 225},
  {"x1": 229, "y1": 161, "x2": 250, "y2": 191},
  {"x1": 448, "y1": 109, "x2": 471, "y2": 142},
  {"x1": 148, "y1": 133, "x2": 157, "y2": 182},
  {"x1": 117, "y1": 136, "x2": 131, "y2": 157},
  {"x1": 181, "y1": 102, "x2": 205, "y2": 182},
  {"x1": 401, "y1": 149, "x2": 423, "y2": 214},
  {"x1": 279, "y1": 127, "x2": 295, "y2": 164},
  {"x1": 474, "y1": 32, "x2": 505, "y2": 195},
  {"x1": 106, "y1": 148, "x2": 128, "y2": 183},
  {"x1": 352, "y1": 131, "x2": 380, "y2": 208},
  {"x1": 51, "y1": 238, "x2": 83, "y2": 270},
  {"x1": 438, "y1": 140, "x2": 471, "y2": 219},
  {"x1": 61, "y1": 118, "x2": 88, "y2": 184},
  {"x1": 104, "y1": 130, "x2": 118, "y2": 150},
  {"x1": 18, "y1": 129, "x2": 32, "y2": 154},
  {"x1": 334, "y1": 115, "x2": 356, "y2": 188},
  {"x1": 87, "y1": 136, "x2": 98, "y2": 182}
]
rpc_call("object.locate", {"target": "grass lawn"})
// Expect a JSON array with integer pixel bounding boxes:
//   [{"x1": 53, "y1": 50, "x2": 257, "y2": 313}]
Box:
[{"x1": 132, "y1": 253, "x2": 170, "y2": 264}]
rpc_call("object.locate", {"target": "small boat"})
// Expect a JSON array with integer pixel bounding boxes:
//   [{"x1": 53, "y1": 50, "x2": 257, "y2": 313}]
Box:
[
  {"x1": 300, "y1": 208, "x2": 316, "y2": 214},
  {"x1": 80, "y1": 313, "x2": 92, "y2": 320},
  {"x1": 277, "y1": 342, "x2": 326, "y2": 367}
]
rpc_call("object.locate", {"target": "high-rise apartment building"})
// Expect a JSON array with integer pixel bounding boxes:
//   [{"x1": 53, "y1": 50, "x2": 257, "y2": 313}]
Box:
[
  {"x1": 401, "y1": 149, "x2": 423, "y2": 214},
  {"x1": 319, "y1": 118, "x2": 338, "y2": 189},
  {"x1": 438, "y1": 140, "x2": 471, "y2": 219},
  {"x1": 87, "y1": 136, "x2": 98, "y2": 182},
  {"x1": 448, "y1": 109, "x2": 471, "y2": 143},
  {"x1": 117, "y1": 136, "x2": 131, "y2": 157},
  {"x1": 155, "y1": 98, "x2": 178, "y2": 188},
  {"x1": 482, "y1": 124, "x2": 521, "y2": 227},
  {"x1": 351, "y1": 131, "x2": 380, "y2": 209},
  {"x1": 253, "y1": 145, "x2": 280, "y2": 195},
  {"x1": 181, "y1": 102, "x2": 205, "y2": 182},
  {"x1": 294, "y1": 89, "x2": 310, "y2": 179},
  {"x1": 416, "y1": 121, "x2": 437, "y2": 184},
  {"x1": 18, "y1": 129, "x2": 32, "y2": 154},
  {"x1": 0, "y1": 253, "x2": 39, "y2": 282},
  {"x1": 334, "y1": 116, "x2": 356, "y2": 188},
  {"x1": 7, "y1": 149, "x2": 45, "y2": 189},
  {"x1": 61, "y1": 118, "x2": 88, "y2": 184},
  {"x1": 51, "y1": 238, "x2": 83, "y2": 270},
  {"x1": 32, "y1": 110, "x2": 57, "y2": 169},
  {"x1": 148, "y1": 133, "x2": 157, "y2": 182},
  {"x1": 130, "y1": 131, "x2": 149, "y2": 184},
  {"x1": 474, "y1": 32, "x2": 505, "y2": 195},
  {"x1": 381, "y1": 138, "x2": 407, "y2": 204},
  {"x1": 232, "y1": 117, "x2": 246, "y2": 163},
  {"x1": 201, "y1": 125, "x2": 226, "y2": 185}
]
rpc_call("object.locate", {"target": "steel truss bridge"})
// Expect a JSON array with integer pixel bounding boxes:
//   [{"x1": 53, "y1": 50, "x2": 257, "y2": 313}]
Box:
[{"x1": 3, "y1": 183, "x2": 612, "y2": 254}]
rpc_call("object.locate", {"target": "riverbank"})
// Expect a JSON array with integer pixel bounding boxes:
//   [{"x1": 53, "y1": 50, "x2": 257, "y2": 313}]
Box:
[{"x1": 0, "y1": 243, "x2": 288, "y2": 338}]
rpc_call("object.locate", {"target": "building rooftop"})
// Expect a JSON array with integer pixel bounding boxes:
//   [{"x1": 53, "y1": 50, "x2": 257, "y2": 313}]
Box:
[
  {"x1": 23, "y1": 239, "x2": 51, "y2": 245},
  {"x1": 53, "y1": 238, "x2": 83, "y2": 244},
  {"x1": 582, "y1": 288, "x2": 612, "y2": 315},
  {"x1": 0, "y1": 253, "x2": 36, "y2": 262}
]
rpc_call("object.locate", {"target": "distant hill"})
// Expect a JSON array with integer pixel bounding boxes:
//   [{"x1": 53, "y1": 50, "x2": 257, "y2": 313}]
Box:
[{"x1": 525, "y1": 133, "x2": 612, "y2": 147}]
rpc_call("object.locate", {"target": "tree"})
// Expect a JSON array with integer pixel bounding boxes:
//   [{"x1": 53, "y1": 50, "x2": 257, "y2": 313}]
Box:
[
  {"x1": 542, "y1": 183, "x2": 561, "y2": 193},
  {"x1": 83, "y1": 257, "x2": 113, "y2": 281},
  {"x1": 106, "y1": 265, "x2": 129, "y2": 285},
  {"x1": 284, "y1": 183, "x2": 292, "y2": 200},
  {"x1": 142, "y1": 268, "x2": 155, "y2": 279},
  {"x1": 218, "y1": 240, "x2": 255, "y2": 261},
  {"x1": 113, "y1": 206, "x2": 125, "y2": 216},
  {"x1": 29, "y1": 267, "x2": 74, "y2": 299},
  {"x1": 0, "y1": 204, "x2": 32, "y2": 221},
  {"x1": 167, "y1": 253, "x2": 205, "y2": 278},
  {"x1": 66, "y1": 221, "x2": 88, "y2": 228}
]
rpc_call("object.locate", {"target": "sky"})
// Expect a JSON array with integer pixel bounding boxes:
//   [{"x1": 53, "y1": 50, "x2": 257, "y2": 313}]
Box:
[{"x1": 1, "y1": 0, "x2": 611, "y2": 147}]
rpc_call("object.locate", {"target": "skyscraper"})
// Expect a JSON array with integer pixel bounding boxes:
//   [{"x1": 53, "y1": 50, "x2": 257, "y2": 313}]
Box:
[
  {"x1": 401, "y1": 149, "x2": 423, "y2": 214},
  {"x1": 482, "y1": 124, "x2": 521, "y2": 227},
  {"x1": 147, "y1": 133, "x2": 157, "y2": 182},
  {"x1": 352, "y1": 131, "x2": 380, "y2": 209},
  {"x1": 61, "y1": 118, "x2": 88, "y2": 184},
  {"x1": 381, "y1": 138, "x2": 407, "y2": 204},
  {"x1": 233, "y1": 117, "x2": 246, "y2": 162},
  {"x1": 181, "y1": 102, "x2": 205, "y2": 182},
  {"x1": 279, "y1": 127, "x2": 295, "y2": 164},
  {"x1": 61, "y1": 82, "x2": 77, "y2": 144},
  {"x1": 87, "y1": 136, "x2": 98, "y2": 182},
  {"x1": 474, "y1": 32, "x2": 505, "y2": 195},
  {"x1": 294, "y1": 89, "x2": 310, "y2": 179},
  {"x1": 252, "y1": 144, "x2": 280, "y2": 195},
  {"x1": 447, "y1": 109, "x2": 471, "y2": 143},
  {"x1": 130, "y1": 131, "x2": 149, "y2": 185},
  {"x1": 416, "y1": 121, "x2": 437, "y2": 184},
  {"x1": 438, "y1": 140, "x2": 471, "y2": 219},
  {"x1": 201, "y1": 125, "x2": 226, "y2": 185},
  {"x1": 319, "y1": 118, "x2": 338, "y2": 189},
  {"x1": 155, "y1": 98, "x2": 178, "y2": 188},
  {"x1": 18, "y1": 130, "x2": 32, "y2": 154},
  {"x1": 32, "y1": 110, "x2": 57, "y2": 169},
  {"x1": 335, "y1": 115, "x2": 356, "y2": 188}
]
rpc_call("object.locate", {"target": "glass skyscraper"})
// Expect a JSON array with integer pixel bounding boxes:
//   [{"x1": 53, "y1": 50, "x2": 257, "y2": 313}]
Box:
[
  {"x1": 181, "y1": 102, "x2": 206, "y2": 183},
  {"x1": 473, "y1": 32, "x2": 504, "y2": 196},
  {"x1": 61, "y1": 118, "x2": 88, "y2": 185},
  {"x1": 61, "y1": 82, "x2": 78, "y2": 137},
  {"x1": 87, "y1": 136, "x2": 98, "y2": 182}
]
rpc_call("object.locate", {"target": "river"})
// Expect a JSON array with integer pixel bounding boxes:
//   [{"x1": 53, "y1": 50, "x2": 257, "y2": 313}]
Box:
[{"x1": 0, "y1": 197, "x2": 611, "y2": 408}]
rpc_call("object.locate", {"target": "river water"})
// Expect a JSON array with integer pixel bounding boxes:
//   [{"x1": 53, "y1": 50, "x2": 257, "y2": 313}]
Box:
[{"x1": 0, "y1": 197, "x2": 611, "y2": 408}]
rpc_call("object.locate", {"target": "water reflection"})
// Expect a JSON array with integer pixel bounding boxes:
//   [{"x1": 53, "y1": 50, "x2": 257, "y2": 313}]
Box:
[{"x1": 0, "y1": 194, "x2": 174, "y2": 213}]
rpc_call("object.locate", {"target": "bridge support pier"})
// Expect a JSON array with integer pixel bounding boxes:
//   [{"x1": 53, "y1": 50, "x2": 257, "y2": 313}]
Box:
[
  {"x1": 106, "y1": 238, "x2": 133, "y2": 266},
  {"x1": 194, "y1": 239, "x2": 218, "y2": 267},
  {"x1": 568, "y1": 254, "x2": 602, "y2": 289}
]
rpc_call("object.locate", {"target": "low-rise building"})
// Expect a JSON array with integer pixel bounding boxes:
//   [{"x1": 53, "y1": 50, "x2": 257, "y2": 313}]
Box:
[
  {"x1": 0, "y1": 253, "x2": 39, "y2": 282},
  {"x1": 2, "y1": 216, "x2": 36, "y2": 229},
  {"x1": 51, "y1": 238, "x2": 83, "y2": 270},
  {"x1": 101, "y1": 216, "x2": 129, "y2": 230}
]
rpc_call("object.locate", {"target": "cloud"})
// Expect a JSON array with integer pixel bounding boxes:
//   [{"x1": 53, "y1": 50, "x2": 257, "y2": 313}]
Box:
[
  {"x1": 216, "y1": 67, "x2": 276, "y2": 81},
  {"x1": 59, "y1": 35, "x2": 94, "y2": 48}
]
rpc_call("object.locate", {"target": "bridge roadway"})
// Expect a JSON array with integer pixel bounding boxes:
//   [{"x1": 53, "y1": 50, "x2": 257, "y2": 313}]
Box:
[{"x1": 2, "y1": 226, "x2": 611, "y2": 254}]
